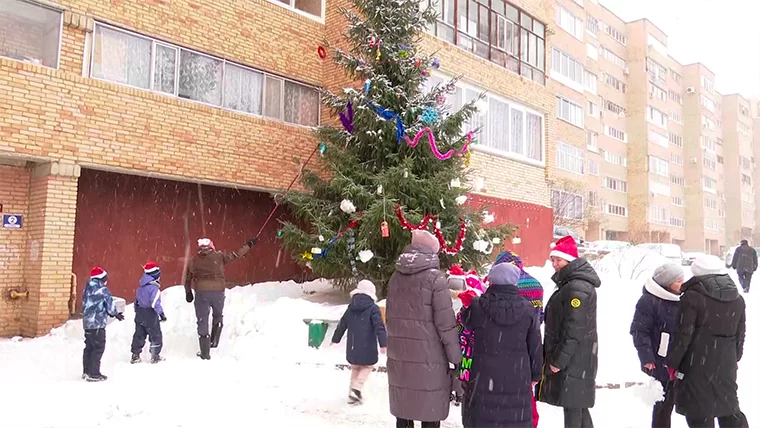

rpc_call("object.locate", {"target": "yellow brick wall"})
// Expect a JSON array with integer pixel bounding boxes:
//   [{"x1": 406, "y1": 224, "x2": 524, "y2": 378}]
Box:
[{"x1": 0, "y1": 165, "x2": 30, "y2": 336}]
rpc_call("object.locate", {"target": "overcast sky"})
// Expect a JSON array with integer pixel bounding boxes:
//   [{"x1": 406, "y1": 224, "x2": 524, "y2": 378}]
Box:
[{"x1": 600, "y1": 0, "x2": 759, "y2": 96}]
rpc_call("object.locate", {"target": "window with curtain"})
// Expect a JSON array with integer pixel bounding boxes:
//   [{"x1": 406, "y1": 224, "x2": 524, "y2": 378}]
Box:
[
  {"x1": 223, "y1": 63, "x2": 263, "y2": 115},
  {"x1": 552, "y1": 190, "x2": 583, "y2": 219},
  {"x1": 154, "y1": 44, "x2": 178, "y2": 95},
  {"x1": 92, "y1": 25, "x2": 151, "y2": 89},
  {"x1": 556, "y1": 142, "x2": 585, "y2": 175},
  {"x1": 556, "y1": 97, "x2": 584, "y2": 127},
  {"x1": 272, "y1": 0, "x2": 323, "y2": 19},
  {"x1": 284, "y1": 81, "x2": 320, "y2": 127},
  {"x1": 178, "y1": 50, "x2": 223, "y2": 105},
  {"x1": 0, "y1": 0, "x2": 62, "y2": 68}
]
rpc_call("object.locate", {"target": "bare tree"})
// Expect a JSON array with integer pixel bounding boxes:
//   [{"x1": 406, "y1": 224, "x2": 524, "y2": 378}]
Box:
[{"x1": 548, "y1": 178, "x2": 602, "y2": 234}]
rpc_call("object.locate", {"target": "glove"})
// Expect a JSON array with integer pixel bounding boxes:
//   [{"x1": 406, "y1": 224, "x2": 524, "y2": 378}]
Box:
[
  {"x1": 186, "y1": 290, "x2": 194, "y2": 303},
  {"x1": 159, "y1": 313, "x2": 167, "y2": 322},
  {"x1": 114, "y1": 312, "x2": 125, "y2": 321},
  {"x1": 666, "y1": 366, "x2": 677, "y2": 381},
  {"x1": 247, "y1": 237, "x2": 258, "y2": 247}
]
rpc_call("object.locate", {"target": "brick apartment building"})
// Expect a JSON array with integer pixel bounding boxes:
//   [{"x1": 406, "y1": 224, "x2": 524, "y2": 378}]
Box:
[{"x1": 0, "y1": 0, "x2": 559, "y2": 337}]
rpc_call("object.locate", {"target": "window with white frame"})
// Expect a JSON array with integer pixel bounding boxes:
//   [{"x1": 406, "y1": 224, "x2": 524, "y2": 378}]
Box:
[
  {"x1": 705, "y1": 197, "x2": 718, "y2": 210},
  {"x1": 701, "y1": 76, "x2": 715, "y2": 94},
  {"x1": 588, "y1": 158, "x2": 599, "y2": 175},
  {"x1": 556, "y1": 96, "x2": 584, "y2": 127},
  {"x1": 605, "y1": 125, "x2": 627, "y2": 142},
  {"x1": 647, "y1": 34, "x2": 667, "y2": 55},
  {"x1": 649, "y1": 155, "x2": 669, "y2": 177},
  {"x1": 669, "y1": 132, "x2": 683, "y2": 147},
  {"x1": 670, "y1": 217, "x2": 685, "y2": 228},
  {"x1": 605, "y1": 25, "x2": 627, "y2": 45},
  {"x1": 649, "y1": 205, "x2": 668, "y2": 225},
  {"x1": 603, "y1": 176, "x2": 628, "y2": 192},
  {"x1": 584, "y1": 70, "x2": 597, "y2": 93},
  {"x1": 586, "y1": 43, "x2": 598, "y2": 60},
  {"x1": 607, "y1": 204, "x2": 627, "y2": 217},
  {"x1": 700, "y1": 95, "x2": 716, "y2": 112},
  {"x1": 670, "y1": 174, "x2": 685, "y2": 186},
  {"x1": 702, "y1": 116, "x2": 715, "y2": 130},
  {"x1": 603, "y1": 99, "x2": 625, "y2": 115},
  {"x1": 742, "y1": 192, "x2": 753, "y2": 203},
  {"x1": 740, "y1": 156, "x2": 752, "y2": 169},
  {"x1": 90, "y1": 23, "x2": 320, "y2": 126},
  {"x1": 556, "y1": 5, "x2": 584, "y2": 40},
  {"x1": 669, "y1": 90, "x2": 682, "y2": 104},
  {"x1": 738, "y1": 122, "x2": 751, "y2": 135},
  {"x1": 556, "y1": 142, "x2": 585, "y2": 174},
  {"x1": 650, "y1": 84, "x2": 667, "y2": 101},
  {"x1": 588, "y1": 190, "x2": 599, "y2": 207},
  {"x1": 742, "y1": 173, "x2": 752, "y2": 186},
  {"x1": 588, "y1": 101, "x2": 599, "y2": 117},
  {"x1": 703, "y1": 176, "x2": 717, "y2": 192},
  {"x1": 586, "y1": 16, "x2": 598, "y2": 36},
  {"x1": 646, "y1": 58, "x2": 667, "y2": 84},
  {"x1": 424, "y1": 74, "x2": 544, "y2": 162},
  {"x1": 671, "y1": 69, "x2": 682, "y2": 83},
  {"x1": 552, "y1": 190, "x2": 584, "y2": 220},
  {"x1": 669, "y1": 112, "x2": 682, "y2": 124},
  {"x1": 718, "y1": 155, "x2": 724, "y2": 164},
  {"x1": 671, "y1": 153, "x2": 683, "y2": 166},
  {"x1": 702, "y1": 135, "x2": 715, "y2": 151},
  {"x1": 0, "y1": 0, "x2": 62, "y2": 68},
  {"x1": 705, "y1": 218, "x2": 719, "y2": 231},
  {"x1": 271, "y1": 0, "x2": 323, "y2": 19},
  {"x1": 551, "y1": 48, "x2": 584, "y2": 90},
  {"x1": 650, "y1": 180, "x2": 670, "y2": 196},
  {"x1": 600, "y1": 47, "x2": 626, "y2": 68},
  {"x1": 647, "y1": 106, "x2": 668, "y2": 128},
  {"x1": 603, "y1": 149, "x2": 627, "y2": 167},
  {"x1": 587, "y1": 131, "x2": 598, "y2": 152},
  {"x1": 672, "y1": 196, "x2": 684, "y2": 206},
  {"x1": 703, "y1": 156, "x2": 716, "y2": 171},
  {"x1": 743, "y1": 209, "x2": 753, "y2": 220},
  {"x1": 649, "y1": 129, "x2": 669, "y2": 148},
  {"x1": 603, "y1": 73, "x2": 626, "y2": 92}
]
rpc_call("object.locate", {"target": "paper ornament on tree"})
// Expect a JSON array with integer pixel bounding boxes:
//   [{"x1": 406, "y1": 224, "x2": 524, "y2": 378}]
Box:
[
  {"x1": 318, "y1": 235, "x2": 325, "y2": 242},
  {"x1": 358, "y1": 250, "x2": 374, "y2": 263},
  {"x1": 482, "y1": 212, "x2": 494, "y2": 224},
  {"x1": 472, "y1": 177, "x2": 485, "y2": 192},
  {"x1": 380, "y1": 221, "x2": 389, "y2": 237},
  {"x1": 420, "y1": 107, "x2": 439, "y2": 124},
  {"x1": 311, "y1": 247, "x2": 322, "y2": 254},
  {"x1": 450, "y1": 178, "x2": 461, "y2": 188},
  {"x1": 340, "y1": 199, "x2": 356, "y2": 214},
  {"x1": 492, "y1": 237, "x2": 501, "y2": 244},
  {"x1": 376, "y1": 185, "x2": 383, "y2": 195},
  {"x1": 455, "y1": 195, "x2": 468, "y2": 205},
  {"x1": 512, "y1": 236, "x2": 522, "y2": 245}
]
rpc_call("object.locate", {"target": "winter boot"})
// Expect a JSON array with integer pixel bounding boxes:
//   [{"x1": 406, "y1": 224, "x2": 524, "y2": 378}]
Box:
[
  {"x1": 150, "y1": 354, "x2": 165, "y2": 364},
  {"x1": 130, "y1": 353, "x2": 141, "y2": 364},
  {"x1": 85, "y1": 373, "x2": 108, "y2": 382},
  {"x1": 210, "y1": 322, "x2": 223, "y2": 348},
  {"x1": 197, "y1": 334, "x2": 211, "y2": 360},
  {"x1": 348, "y1": 388, "x2": 363, "y2": 405}
]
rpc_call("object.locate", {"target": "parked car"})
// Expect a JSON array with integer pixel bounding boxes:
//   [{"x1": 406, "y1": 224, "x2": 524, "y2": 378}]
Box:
[
  {"x1": 553, "y1": 225, "x2": 583, "y2": 244},
  {"x1": 682, "y1": 252, "x2": 706, "y2": 266},
  {"x1": 580, "y1": 240, "x2": 632, "y2": 260},
  {"x1": 636, "y1": 243, "x2": 685, "y2": 265}
]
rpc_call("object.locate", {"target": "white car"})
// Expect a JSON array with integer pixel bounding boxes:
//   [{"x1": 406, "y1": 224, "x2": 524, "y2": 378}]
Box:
[
  {"x1": 636, "y1": 243, "x2": 685, "y2": 265},
  {"x1": 581, "y1": 240, "x2": 631, "y2": 259}
]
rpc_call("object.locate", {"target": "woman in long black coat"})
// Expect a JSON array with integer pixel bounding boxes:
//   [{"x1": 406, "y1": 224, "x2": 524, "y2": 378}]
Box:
[
  {"x1": 462, "y1": 263, "x2": 543, "y2": 428},
  {"x1": 666, "y1": 256, "x2": 747, "y2": 428}
]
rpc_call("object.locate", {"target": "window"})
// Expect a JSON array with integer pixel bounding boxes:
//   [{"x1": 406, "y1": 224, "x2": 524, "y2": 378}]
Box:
[
  {"x1": 586, "y1": 44, "x2": 598, "y2": 60},
  {"x1": 702, "y1": 116, "x2": 715, "y2": 130},
  {"x1": 670, "y1": 174, "x2": 685, "y2": 186},
  {"x1": 425, "y1": 74, "x2": 544, "y2": 162},
  {"x1": 705, "y1": 218, "x2": 719, "y2": 231},
  {"x1": 670, "y1": 217, "x2": 685, "y2": 228},
  {"x1": 584, "y1": 70, "x2": 597, "y2": 93},
  {"x1": 551, "y1": 48, "x2": 584, "y2": 90},
  {"x1": 669, "y1": 90, "x2": 682, "y2": 104},
  {"x1": 588, "y1": 190, "x2": 599, "y2": 207},
  {"x1": 716, "y1": 138, "x2": 723, "y2": 146},
  {"x1": 587, "y1": 131, "x2": 598, "y2": 152},
  {"x1": 588, "y1": 159, "x2": 599, "y2": 175},
  {"x1": 742, "y1": 192, "x2": 753, "y2": 203},
  {"x1": 702, "y1": 136, "x2": 715, "y2": 151},
  {"x1": 717, "y1": 119, "x2": 723, "y2": 129},
  {"x1": 740, "y1": 156, "x2": 751, "y2": 170},
  {"x1": 705, "y1": 197, "x2": 718, "y2": 210},
  {"x1": 646, "y1": 58, "x2": 667, "y2": 84},
  {"x1": 603, "y1": 73, "x2": 626, "y2": 92},
  {"x1": 701, "y1": 76, "x2": 715, "y2": 94},
  {"x1": 425, "y1": 0, "x2": 546, "y2": 84},
  {"x1": 605, "y1": 25, "x2": 627, "y2": 45},
  {"x1": 669, "y1": 112, "x2": 682, "y2": 124},
  {"x1": 703, "y1": 177, "x2": 717, "y2": 192},
  {"x1": 669, "y1": 132, "x2": 683, "y2": 147},
  {"x1": 650, "y1": 84, "x2": 667, "y2": 101},
  {"x1": 647, "y1": 107, "x2": 668, "y2": 128},
  {"x1": 650, "y1": 180, "x2": 670, "y2": 196},
  {"x1": 271, "y1": 0, "x2": 323, "y2": 19},
  {"x1": 703, "y1": 156, "x2": 716, "y2": 171},
  {"x1": 556, "y1": 142, "x2": 585, "y2": 174},
  {"x1": 556, "y1": 97, "x2": 584, "y2": 127},
  {"x1": 586, "y1": 16, "x2": 598, "y2": 36},
  {"x1": 607, "y1": 204, "x2": 627, "y2": 217},
  {"x1": 605, "y1": 125, "x2": 627, "y2": 142},
  {"x1": 742, "y1": 174, "x2": 752, "y2": 186},
  {"x1": 552, "y1": 190, "x2": 583, "y2": 220},
  {"x1": 672, "y1": 196, "x2": 684, "y2": 207},
  {"x1": 649, "y1": 129, "x2": 668, "y2": 148},
  {"x1": 602, "y1": 149, "x2": 627, "y2": 167},
  {"x1": 602, "y1": 176, "x2": 628, "y2": 192},
  {"x1": 603, "y1": 99, "x2": 625, "y2": 115},
  {"x1": 700, "y1": 95, "x2": 716, "y2": 112},
  {"x1": 588, "y1": 101, "x2": 599, "y2": 117},
  {"x1": 717, "y1": 155, "x2": 724, "y2": 164},
  {"x1": 0, "y1": 0, "x2": 62, "y2": 68},
  {"x1": 649, "y1": 156, "x2": 669, "y2": 177},
  {"x1": 90, "y1": 23, "x2": 320, "y2": 126},
  {"x1": 649, "y1": 205, "x2": 668, "y2": 225},
  {"x1": 671, "y1": 153, "x2": 683, "y2": 166},
  {"x1": 740, "y1": 106, "x2": 750, "y2": 117},
  {"x1": 670, "y1": 69, "x2": 682, "y2": 83},
  {"x1": 556, "y1": 5, "x2": 583, "y2": 40},
  {"x1": 647, "y1": 33, "x2": 668, "y2": 55},
  {"x1": 738, "y1": 122, "x2": 751, "y2": 135},
  {"x1": 600, "y1": 47, "x2": 626, "y2": 68}
]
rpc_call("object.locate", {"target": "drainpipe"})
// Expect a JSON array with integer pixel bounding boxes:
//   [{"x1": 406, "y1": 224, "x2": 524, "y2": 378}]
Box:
[{"x1": 68, "y1": 272, "x2": 77, "y2": 316}]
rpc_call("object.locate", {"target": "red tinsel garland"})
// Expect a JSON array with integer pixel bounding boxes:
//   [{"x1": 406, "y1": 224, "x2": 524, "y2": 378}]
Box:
[{"x1": 394, "y1": 206, "x2": 467, "y2": 255}]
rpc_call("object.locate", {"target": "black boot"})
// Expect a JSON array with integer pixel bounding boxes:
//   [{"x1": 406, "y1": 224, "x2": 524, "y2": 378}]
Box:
[
  {"x1": 197, "y1": 335, "x2": 211, "y2": 360},
  {"x1": 210, "y1": 322, "x2": 223, "y2": 348},
  {"x1": 130, "y1": 353, "x2": 141, "y2": 364}
]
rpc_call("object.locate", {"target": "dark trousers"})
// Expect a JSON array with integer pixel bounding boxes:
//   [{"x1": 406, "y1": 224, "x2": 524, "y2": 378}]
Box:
[
  {"x1": 737, "y1": 271, "x2": 752, "y2": 292},
  {"x1": 652, "y1": 381, "x2": 676, "y2": 428},
  {"x1": 564, "y1": 408, "x2": 594, "y2": 428},
  {"x1": 130, "y1": 307, "x2": 163, "y2": 355},
  {"x1": 194, "y1": 291, "x2": 225, "y2": 336},
  {"x1": 396, "y1": 419, "x2": 440, "y2": 428},
  {"x1": 83, "y1": 328, "x2": 106, "y2": 376},
  {"x1": 685, "y1": 412, "x2": 748, "y2": 428}
]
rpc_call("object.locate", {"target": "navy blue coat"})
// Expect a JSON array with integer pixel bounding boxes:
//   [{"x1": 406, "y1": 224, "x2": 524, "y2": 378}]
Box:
[
  {"x1": 332, "y1": 293, "x2": 388, "y2": 366},
  {"x1": 629, "y1": 278, "x2": 680, "y2": 385},
  {"x1": 462, "y1": 283, "x2": 543, "y2": 428}
]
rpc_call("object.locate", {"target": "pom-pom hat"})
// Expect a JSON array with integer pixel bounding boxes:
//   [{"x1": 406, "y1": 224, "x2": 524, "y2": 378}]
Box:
[
  {"x1": 90, "y1": 266, "x2": 108, "y2": 281},
  {"x1": 143, "y1": 261, "x2": 161, "y2": 279},
  {"x1": 549, "y1": 236, "x2": 578, "y2": 262}
]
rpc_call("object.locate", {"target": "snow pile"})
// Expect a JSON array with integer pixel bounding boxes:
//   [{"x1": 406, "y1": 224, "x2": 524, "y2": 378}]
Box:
[{"x1": 593, "y1": 247, "x2": 672, "y2": 281}]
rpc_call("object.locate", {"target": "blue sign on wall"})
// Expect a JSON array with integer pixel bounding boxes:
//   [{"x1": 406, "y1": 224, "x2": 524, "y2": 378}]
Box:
[{"x1": 2, "y1": 214, "x2": 23, "y2": 229}]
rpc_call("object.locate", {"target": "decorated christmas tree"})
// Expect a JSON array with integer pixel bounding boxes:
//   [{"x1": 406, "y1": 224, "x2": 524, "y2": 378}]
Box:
[{"x1": 278, "y1": 0, "x2": 515, "y2": 295}]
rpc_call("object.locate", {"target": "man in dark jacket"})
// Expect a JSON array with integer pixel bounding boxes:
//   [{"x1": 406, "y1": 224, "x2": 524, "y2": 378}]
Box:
[
  {"x1": 463, "y1": 262, "x2": 543, "y2": 428},
  {"x1": 630, "y1": 262, "x2": 683, "y2": 428},
  {"x1": 184, "y1": 236, "x2": 257, "y2": 359},
  {"x1": 538, "y1": 235, "x2": 601, "y2": 428},
  {"x1": 730, "y1": 240, "x2": 756, "y2": 293},
  {"x1": 666, "y1": 255, "x2": 747, "y2": 428}
]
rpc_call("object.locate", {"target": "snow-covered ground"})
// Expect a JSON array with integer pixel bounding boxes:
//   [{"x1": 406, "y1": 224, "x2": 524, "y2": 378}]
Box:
[{"x1": 0, "y1": 260, "x2": 755, "y2": 428}]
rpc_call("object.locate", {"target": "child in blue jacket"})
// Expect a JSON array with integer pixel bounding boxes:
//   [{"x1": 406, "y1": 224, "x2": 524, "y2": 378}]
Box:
[
  {"x1": 82, "y1": 267, "x2": 124, "y2": 382},
  {"x1": 130, "y1": 262, "x2": 167, "y2": 364}
]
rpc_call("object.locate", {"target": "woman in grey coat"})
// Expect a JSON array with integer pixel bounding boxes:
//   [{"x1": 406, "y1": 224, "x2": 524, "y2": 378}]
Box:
[{"x1": 386, "y1": 229, "x2": 462, "y2": 428}]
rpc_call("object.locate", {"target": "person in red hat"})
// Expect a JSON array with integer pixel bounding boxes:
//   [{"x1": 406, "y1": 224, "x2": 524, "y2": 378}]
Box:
[
  {"x1": 537, "y1": 236, "x2": 601, "y2": 428},
  {"x1": 81, "y1": 266, "x2": 124, "y2": 382},
  {"x1": 130, "y1": 261, "x2": 167, "y2": 364}
]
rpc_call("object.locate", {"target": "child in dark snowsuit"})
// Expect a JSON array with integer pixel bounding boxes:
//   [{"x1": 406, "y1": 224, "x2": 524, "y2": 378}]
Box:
[
  {"x1": 331, "y1": 280, "x2": 387, "y2": 405},
  {"x1": 130, "y1": 262, "x2": 167, "y2": 364},
  {"x1": 82, "y1": 267, "x2": 124, "y2": 382}
]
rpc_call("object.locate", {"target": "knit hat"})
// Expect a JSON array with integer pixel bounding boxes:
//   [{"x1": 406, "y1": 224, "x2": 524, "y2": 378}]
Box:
[
  {"x1": 494, "y1": 250, "x2": 524, "y2": 269},
  {"x1": 652, "y1": 263, "x2": 683, "y2": 288},
  {"x1": 198, "y1": 238, "x2": 215, "y2": 250},
  {"x1": 691, "y1": 254, "x2": 724, "y2": 277},
  {"x1": 487, "y1": 262, "x2": 521, "y2": 286},
  {"x1": 350, "y1": 279, "x2": 378, "y2": 302},
  {"x1": 143, "y1": 261, "x2": 161, "y2": 280},
  {"x1": 550, "y1": 236, "x2": 578, "y2": 262},
  {"x1": 90, "y1": 266, "x2": 108, "y2": 282},
  {"x1": 411, "y1": 229, "x2": 440, "y2": 254}
]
